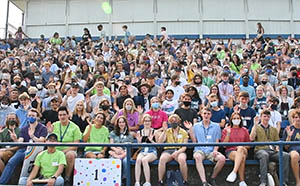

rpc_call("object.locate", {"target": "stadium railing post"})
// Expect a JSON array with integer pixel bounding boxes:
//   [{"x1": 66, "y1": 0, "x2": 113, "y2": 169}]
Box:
[
  {"x1": 126, "y1": 144, "x2": 131, "y2": 186},
  {"x1": 279, "y1": 141, "x2": 283, "y2": 186}
]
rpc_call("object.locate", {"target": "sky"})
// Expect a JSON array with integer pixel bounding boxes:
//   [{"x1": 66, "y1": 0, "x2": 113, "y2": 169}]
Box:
[{"x1": 0, "y1": 0, "x2": 23, "y2": 39}]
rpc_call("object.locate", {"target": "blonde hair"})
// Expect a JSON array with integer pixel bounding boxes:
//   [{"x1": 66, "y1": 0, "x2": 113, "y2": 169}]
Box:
[
  {"x1": 122, "y1": 98, "x2": 138, "y2": 118},
  {"x1": 73, "y1": 100, "x2": 87, "y2": 116},
  {"x1": 168, "y1": 114, "x2": 181, "y2": 123}
]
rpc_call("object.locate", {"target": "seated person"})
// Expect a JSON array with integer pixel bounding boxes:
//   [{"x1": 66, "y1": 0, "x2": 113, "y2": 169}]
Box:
[
  {"x1": 221, "y1": 112, "x2": 250, "y2": 186},
  {"x1": 185, "y1": 107, "x2": 225, "y2": 186},
  {"x1": 83, "y1": 112, "x2": 109, "y2": 158},
  {"x1": 157, "y1": 114, "x2": 189, "y2": 186},
  {"x1": 109, "y1": 116, "x2": 134, "y2": 180},
  {"x1": 19, "y1": 133, "x2": 66, "y2": 186},
  {"x1": 0, "y1": 113, "x2": 20, "y2": 175}
]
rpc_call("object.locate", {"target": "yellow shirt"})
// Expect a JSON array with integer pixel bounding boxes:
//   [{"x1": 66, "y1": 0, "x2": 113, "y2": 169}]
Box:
[{"x1": 165, "y1": 128, "x2": 189, "y2": 149}]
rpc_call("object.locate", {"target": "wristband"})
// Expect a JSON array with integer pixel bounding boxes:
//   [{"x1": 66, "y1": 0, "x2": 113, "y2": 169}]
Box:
[{"x1": 51, "y1": 176, "x2": 57, "y2": 180}]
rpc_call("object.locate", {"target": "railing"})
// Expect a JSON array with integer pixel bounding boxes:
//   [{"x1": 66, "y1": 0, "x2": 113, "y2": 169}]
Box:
[{"x1": 1, "y1": 141, "x2": 300, "y2": 186}]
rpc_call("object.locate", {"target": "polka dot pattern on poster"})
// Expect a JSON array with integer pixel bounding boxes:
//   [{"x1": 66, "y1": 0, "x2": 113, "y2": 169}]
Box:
[{"x1": 74, "y1": 159, "x2": 121, "y2": 186}]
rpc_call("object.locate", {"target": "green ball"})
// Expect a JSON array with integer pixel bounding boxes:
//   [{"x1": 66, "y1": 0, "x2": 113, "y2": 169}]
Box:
[{"x1": 102, "y1": 2, "x2": 112, "y2": 14}]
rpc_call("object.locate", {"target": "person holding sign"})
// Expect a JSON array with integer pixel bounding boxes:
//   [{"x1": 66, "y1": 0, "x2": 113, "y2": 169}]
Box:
[
  {"x1": 250, "y1": 109, "x2": 289, "y2": 186},
  {"x1": 0, "y1": 109, "x2": 47, "y2": 184},
  {"x1": 83, "y1": 111, "x2": 109, "y2": 158},
  {"x1": 47, "y1": 106, "x2": 82, "y2": 186},
  {"x1": 19, "y1": 133, "x2": 66, "y2": 186}
]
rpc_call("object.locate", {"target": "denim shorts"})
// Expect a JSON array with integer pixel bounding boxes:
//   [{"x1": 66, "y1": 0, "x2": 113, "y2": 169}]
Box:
[{"x1": 140, "y1": 147, "x2": 157, "y2": 156}]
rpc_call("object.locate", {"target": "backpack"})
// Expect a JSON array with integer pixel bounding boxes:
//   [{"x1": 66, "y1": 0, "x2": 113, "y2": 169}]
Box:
[{"x1": 166, "y1": 170, "x2": 184, "y2": 186}]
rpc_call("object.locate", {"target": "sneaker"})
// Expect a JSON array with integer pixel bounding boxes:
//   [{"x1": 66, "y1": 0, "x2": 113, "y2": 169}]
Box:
[
  {"x1": 226, "y1": 171, "x2": 237, "y2": 182},
  {"x1": 183, "y1": 180, "x2": 189, "y2": 186},
  {"x1": 210, "y1": 178, "x2": 218, "y2": 186},
  {"x1": 259, "y1": 183, "x2": 267, "y2": 186},
  {"x1": 239, "y1": 181, "x2": 247, "y2": 186},
  {"x1": 203, "y1": 182, "x2": 212, "y2": 186},
  {"x1": 143, "y1": 182, "x2": 151, "y2": 186},
  {"x1": 135, "y1": 182, "x2": 141, "y2": 186},
  {"x1": 157, "y1": 180, "x2": 164, "y2": 186}
]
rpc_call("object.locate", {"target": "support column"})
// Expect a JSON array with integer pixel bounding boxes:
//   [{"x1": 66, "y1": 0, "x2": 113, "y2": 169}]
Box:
[
  {"x1": 153, "y1": 0, "x2": 158, "y2": 38},
  {"x1": 5, "y1": 0, "x2": 10, "y2": 40},
  {"x1": 198, "y1": 0, "x2": 203, "y2": 39},
  {"x1": 244, "y1": 0, "x2": 249, "y2": 39},
  {"x1": 290, "y1": 0, "x2": 294, "y2": 38},
  {"x1": 109, "y1": 0, "x2": 113, "y2": 40}
]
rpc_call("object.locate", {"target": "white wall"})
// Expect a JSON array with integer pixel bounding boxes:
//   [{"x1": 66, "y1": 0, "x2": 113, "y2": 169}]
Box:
[{"x1": 23, "y1": 0, "x2": 300, "y2": 39}]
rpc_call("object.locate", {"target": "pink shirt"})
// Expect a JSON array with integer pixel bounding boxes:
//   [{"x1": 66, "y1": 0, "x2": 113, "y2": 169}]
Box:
[
  {"x1": 118, "y1": 110, "x2": 139, "y2": 128},
  {"x1": 146, "y1": 110, "x2": 168, "y2": 129},
  {"x1": 221, "y1": 127, "x2": 250, "y2": 153}
]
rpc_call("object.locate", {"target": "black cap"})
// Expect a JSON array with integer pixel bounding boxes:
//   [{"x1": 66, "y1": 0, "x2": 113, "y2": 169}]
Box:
[
  {"x1": 50, "y1": 96, "x2": 59, "y2": 102},
  {"x1": 71, "y1": 82, "x2": 80, "y2": 88},
  {"x1": 46, "y1": 133, "x2": 58, "y2": 141}
]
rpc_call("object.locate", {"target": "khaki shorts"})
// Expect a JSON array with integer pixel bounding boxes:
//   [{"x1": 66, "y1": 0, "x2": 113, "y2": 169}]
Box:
[
  {"x1": 194, "y1": 150, "x2": 216, "y2": 162},
  {"x1": 0, "y1": 150, "x2": 14, "y2": 163}
]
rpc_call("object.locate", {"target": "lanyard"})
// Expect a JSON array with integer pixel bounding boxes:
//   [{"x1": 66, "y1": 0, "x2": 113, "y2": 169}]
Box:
[
  {"x1": 260, "y1": 125, "x2": 270, "y2": 140},
  {"x1": 203, "y1": 125, "x2": 210, "y2": 141},
  {"x1": 59, "y1": 122, "x2": 70, "y2": 142}
]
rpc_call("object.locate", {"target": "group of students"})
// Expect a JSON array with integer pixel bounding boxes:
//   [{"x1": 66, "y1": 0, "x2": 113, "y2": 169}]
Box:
[{"x1": 0, "y1": 22, "x2": 300, "y2": 186}]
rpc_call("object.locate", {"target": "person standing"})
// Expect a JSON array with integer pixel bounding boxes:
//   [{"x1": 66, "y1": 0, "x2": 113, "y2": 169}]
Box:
[
  {"x1": 97, "y1": 24, "x2": 106, "y2": 42},
  {"x1": 122, "y1": 25, "x2": 131, "y2": 46}
]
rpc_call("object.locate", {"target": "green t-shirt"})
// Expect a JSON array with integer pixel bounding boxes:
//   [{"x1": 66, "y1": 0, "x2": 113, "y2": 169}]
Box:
[
  {"x1": 202, "y1": 77, "x2": 215, "y2": 88},
  {"x1": 50, "y1": 37, "x2": 62, "y2": 45},
  {"x1": 83, "y1": 125, "x2": 109, "y2": 152},
  {"x1": 34, "y1": 150, "x2": 67, "y2": 178},
  {"x1": 91, "y1": 87, "x2": 111, "y2": 97},
  {"x1": 0, "y1": 128, "x2": 20, "y2": 144},
  {"x1": 52, "y1": 121, "x2": 82, "y2": 151}
]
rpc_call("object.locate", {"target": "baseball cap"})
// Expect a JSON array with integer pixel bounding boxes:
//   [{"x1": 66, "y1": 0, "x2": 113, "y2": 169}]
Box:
[{"x1": 46, "y1": 133, "x2": 58, "y2": 141}]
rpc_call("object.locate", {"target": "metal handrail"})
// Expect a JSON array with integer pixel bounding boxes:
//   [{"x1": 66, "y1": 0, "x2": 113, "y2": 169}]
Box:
[{"x1": 1, "y1": 141, "x2": 298, "y2": 186}]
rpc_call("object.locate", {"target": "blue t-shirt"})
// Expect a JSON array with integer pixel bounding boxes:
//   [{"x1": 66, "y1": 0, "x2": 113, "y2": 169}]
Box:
[
  {"x1": 282, "y1": 126, "x2": 300, "y2": 152},
  {"x1": 211, "y1": 109, "x2": 226, "y2": 124},
  {"x1": 229, "y1": 106, "x2": 256, "y2": 132},
  {"x1": 193, "y1": 121, "x2": 221, "y2": 153},
  {"x1": 20, "y1": 123, "x2": 48, "y2": 148}
]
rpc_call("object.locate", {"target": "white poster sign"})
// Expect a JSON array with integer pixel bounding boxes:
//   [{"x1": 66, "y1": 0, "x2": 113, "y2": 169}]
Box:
[{"x1": 74, "y1": 158, "x2": 122, "y2": 186}]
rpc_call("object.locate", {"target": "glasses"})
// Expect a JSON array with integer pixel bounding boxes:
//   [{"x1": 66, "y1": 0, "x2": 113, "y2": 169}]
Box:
[{"x1": 144, "y1": 120, "x2": 152, "y2": 122}]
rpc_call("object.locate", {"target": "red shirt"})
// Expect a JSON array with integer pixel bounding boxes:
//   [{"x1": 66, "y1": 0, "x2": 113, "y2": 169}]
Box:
[
  {"x1": 221, "y1": 127, "x2": 251, "y2": 152},
  {"x1": 146, "y1": 109, "x2": 168, "y2": 129}
]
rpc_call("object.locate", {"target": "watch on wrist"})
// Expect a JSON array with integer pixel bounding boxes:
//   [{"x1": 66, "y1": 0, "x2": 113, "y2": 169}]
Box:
[{"x1": 51, "y1": 176, "x2": 57, "y2": 180}]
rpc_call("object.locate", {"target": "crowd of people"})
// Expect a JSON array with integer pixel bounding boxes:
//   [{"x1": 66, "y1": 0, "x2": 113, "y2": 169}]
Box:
[{"x1": 0, "y1": 22, "x2": 300, "y2": 186}]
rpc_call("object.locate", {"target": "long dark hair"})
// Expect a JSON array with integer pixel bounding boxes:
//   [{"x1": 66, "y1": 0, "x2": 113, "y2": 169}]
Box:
[
  {"x1": 188, "y1": 86, "x2": 201, "y2": 100},
  {"x1": 210, "y1": 84, "x2": 222, "y2": 102},
  {"x1": 114, "y1": 116, "x2": 129, "y2": 136},
  {"x1": 94, "y1": 111, "x2": 106, "y2": 126}
]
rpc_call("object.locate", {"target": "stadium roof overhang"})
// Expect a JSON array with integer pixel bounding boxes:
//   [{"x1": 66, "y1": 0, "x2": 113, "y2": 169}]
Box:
[{"x1": 9, "y1": 0, "x2": 26, "y2": 12}]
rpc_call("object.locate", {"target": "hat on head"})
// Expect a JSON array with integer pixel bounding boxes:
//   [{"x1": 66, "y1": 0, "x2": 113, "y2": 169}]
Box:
[
  {"x1": 46, "y1": 133, "x2": 58, "y2": 141},
  {"x1": 50, "y1": 96, "x2": 59, "y2": 102},
  {"x1": 71, "y1": 82, "x2": 80, "y2": 88},
  {"x1": 202, "y1": 66, "x2": 208, "y2": 71}
]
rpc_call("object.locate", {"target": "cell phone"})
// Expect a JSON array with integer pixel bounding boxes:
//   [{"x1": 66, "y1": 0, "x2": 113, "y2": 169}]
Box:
[{"x1": 111, "y1": 83, "x2": 115, "y2": 92}]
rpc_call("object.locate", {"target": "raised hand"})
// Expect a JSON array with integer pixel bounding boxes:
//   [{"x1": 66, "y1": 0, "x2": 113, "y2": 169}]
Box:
[
  {"x1": 254, "y1": 116, "x2": 260, "y2": 126},
  {"x1": 136, "y1": 132, "x2": 142, "y2": 143},
  {"x1": 183, "y1": 121, "x2": 193, "y2": 130},
  {"x1": 233, "y1": 105, "x2": 240, "y2": 113},
  {"x1": 137, "y1": 105, "x2": 144, "y2": 114},
  {"x1": 8, "y1": 130, "x2": 17, "y2": 142},
  {"x1": 47, "y1": 122, "x2": 54, "y2": 133},
  {"x1": 286, "y1": 126, "x2": 295, "y2": 137}
]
